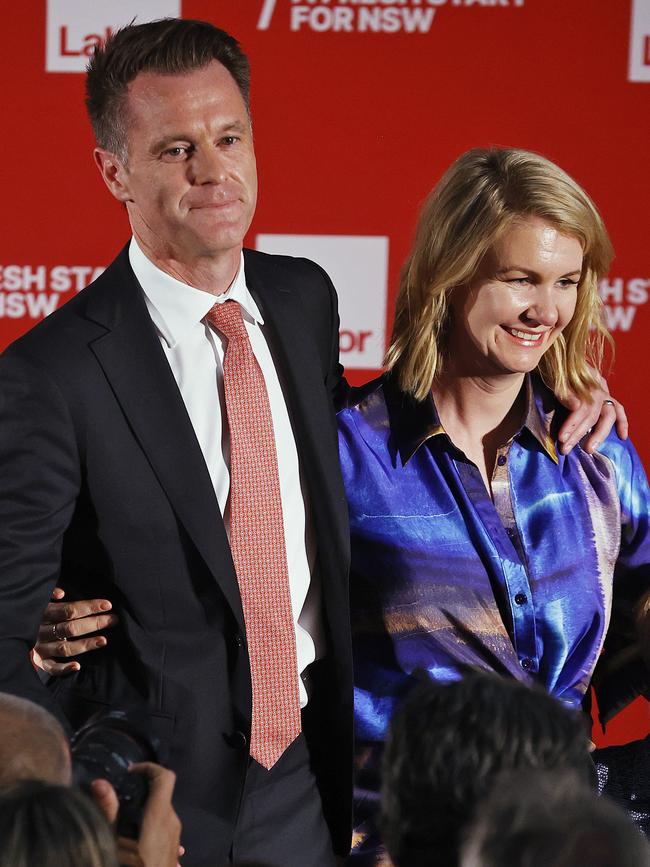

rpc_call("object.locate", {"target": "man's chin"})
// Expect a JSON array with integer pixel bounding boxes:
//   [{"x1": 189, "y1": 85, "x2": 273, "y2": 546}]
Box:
[{"x1": 173, "y1": 224, "x2": 244, "y2": 256}]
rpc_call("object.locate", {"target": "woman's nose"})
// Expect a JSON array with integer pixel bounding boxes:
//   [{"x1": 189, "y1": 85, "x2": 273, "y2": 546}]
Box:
[{"x1": 522, "y1": 286, "x2": 558, "y2": 327}]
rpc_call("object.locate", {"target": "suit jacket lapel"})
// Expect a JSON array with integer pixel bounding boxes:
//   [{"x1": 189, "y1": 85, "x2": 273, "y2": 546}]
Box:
[
  {"x1": 245, "y1": 257, "x2": 327, "y2": 452},
  {"x1": 82, "y1": 248, "x2": 245, "y2": 630},
  {"x1": 244, "y1": 252, "x2": 348, "y2": 555}
]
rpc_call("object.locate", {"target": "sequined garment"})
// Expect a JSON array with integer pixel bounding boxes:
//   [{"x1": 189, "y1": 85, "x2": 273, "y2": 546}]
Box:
[
  {"x1": 338, "y1": 374, "x2": 650, "y2": 862},
  {"x1": 595, "y1": 737, "x2": 650, "y2": 838}
]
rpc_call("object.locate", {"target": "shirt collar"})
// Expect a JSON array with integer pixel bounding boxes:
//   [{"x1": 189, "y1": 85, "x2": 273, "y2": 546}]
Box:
[
  {"x1": 522, "y1": 375, "x2": 559, "y2": 464},
  {"x1": 386, "y1": 373, "x2": 558, "y2": 466},
  {"x1": 129, "y1": 239, "x2": 264, "y2": 349}
]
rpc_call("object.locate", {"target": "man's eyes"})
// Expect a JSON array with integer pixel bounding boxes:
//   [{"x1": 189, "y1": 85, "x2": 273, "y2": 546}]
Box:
[
  {"x1": 161, "y1": 137, "x2": 240, "y2": 160},
  {"x1": 161, "y1": 146, "x2": 193, "y2": 161}
]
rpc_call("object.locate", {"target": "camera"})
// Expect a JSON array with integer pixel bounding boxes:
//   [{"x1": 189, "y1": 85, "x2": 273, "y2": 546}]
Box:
[{"x1": 71, "y1": 709, "x2": 160, "y2": 836}]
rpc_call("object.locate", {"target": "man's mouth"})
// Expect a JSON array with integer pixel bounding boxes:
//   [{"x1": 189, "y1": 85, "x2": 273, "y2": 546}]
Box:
[{"x1": 192, "y1": 199, "x2": 239, "y2": 209}]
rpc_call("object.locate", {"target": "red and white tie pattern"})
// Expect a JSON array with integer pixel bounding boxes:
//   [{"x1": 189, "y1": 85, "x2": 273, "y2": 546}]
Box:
[{"x1": 207, "y1": 300, "x2": 301, "y2": 769}]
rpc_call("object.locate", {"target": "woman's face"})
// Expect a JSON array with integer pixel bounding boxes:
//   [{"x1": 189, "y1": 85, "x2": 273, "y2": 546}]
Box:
[{"x1": 447, "y1": 215, "x2": 583, "y2": 378}]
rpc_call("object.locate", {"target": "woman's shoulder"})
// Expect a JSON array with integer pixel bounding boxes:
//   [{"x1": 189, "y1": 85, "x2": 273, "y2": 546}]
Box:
[
  {"x1": 530, "y1": 377, "x2": 641, "y2": 471},
  {"x1": 338, "y1": 375, "x2": 386, "y2": 414},
  {"x1": 337, "y1": 376, "x2": 390, "y2": 435},
  {"x1": 337, "y1": 375, "x2": 394, "y2": 462},
  {"x1": 597, "y1": 428, "x2": 645, "y2": 479}
]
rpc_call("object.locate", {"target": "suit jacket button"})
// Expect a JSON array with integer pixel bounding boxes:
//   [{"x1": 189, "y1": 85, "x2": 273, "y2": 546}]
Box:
[
  {"x1": 233, "y1": 730, "x2": 248, "y2": 749},
  {"x1": 234, "y1": 634, "x2": 244, "y2": 648}
]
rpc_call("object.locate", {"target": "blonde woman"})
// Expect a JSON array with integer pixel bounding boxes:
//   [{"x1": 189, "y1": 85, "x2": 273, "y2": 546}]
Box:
[{"x1": 340, "y1": 148, "x2": 650, "y2": 862}]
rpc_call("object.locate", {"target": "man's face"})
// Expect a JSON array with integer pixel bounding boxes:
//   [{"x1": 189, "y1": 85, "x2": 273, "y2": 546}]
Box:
[{"x1": 105, "y1": 60, "x2": 257, "y2": 265}]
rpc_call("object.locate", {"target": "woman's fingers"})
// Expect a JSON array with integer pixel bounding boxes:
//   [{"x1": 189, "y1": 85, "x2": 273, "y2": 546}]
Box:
[
  {"x1": 558, "y1": 393, "x2": 628, "y2": 455},
  {"x1": 32, "y1": 605, "x2": 118, "y2": 675},
  {"x1": 582, "y1": 398, "x2": 628, "y2": 454},
  {"x1": 42, "y1": 597, "x2": 114, "y2": 624},
  {"x1": 37, "y1": 611, "x2": 118, "y2": 643}
]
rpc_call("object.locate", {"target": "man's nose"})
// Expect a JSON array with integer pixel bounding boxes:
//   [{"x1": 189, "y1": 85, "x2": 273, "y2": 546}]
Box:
[{"x1": 190, "y1": 145, "x2": 228, "y2": 184}]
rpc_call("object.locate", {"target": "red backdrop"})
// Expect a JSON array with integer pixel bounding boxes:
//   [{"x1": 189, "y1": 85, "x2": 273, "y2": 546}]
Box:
[{"x1": 1, "y1": 0, "x2": 649, "y2": 745}]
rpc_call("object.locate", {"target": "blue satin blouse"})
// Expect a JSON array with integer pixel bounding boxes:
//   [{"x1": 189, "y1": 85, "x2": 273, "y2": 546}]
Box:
[{"x1": 338, "y1": 374, "x2": 650, "y2": 746}]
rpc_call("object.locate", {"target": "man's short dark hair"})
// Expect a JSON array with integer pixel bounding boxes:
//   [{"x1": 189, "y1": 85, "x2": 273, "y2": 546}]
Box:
[
  {"x1": 381, "y1": 671, "x2": 595, "y2": 867},
  {"x1": 461, "y1": 768, "x2": 650, "y2": 867},
  {"x1": 86, "y1": 18, "x2": 250, "y2": 162}
]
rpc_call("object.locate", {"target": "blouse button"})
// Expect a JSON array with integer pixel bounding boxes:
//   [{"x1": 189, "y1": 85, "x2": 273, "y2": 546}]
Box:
[
  {"x1": 514, "y1": 593, "x2": 527, "y2": 606},
  {"x1": 520, "y1": 657, "x2": 533, "y2": 671},
  {"x1": 497, "y1": 455, "x2": 507, "y2": 466}
]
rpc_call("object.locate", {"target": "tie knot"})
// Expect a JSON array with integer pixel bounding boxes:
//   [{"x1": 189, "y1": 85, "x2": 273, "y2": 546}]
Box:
[{"x1": 206, "y1": 300, "x2": 248, "y2": 341}]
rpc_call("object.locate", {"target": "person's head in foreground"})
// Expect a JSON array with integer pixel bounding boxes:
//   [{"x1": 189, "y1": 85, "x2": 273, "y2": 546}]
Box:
[
  {"x1": 385, "y1": 146, "x2": 613, "y2": 401},
  {"x1": 381, "y1": 671, "x2": 595, "y2": 867},
  {"x1": 460, "y1": 768, "x2": 650, "y2": 867},
  {"x1": 0, "y1": 692, "x2": 71, "y2": 786},
  {"x1": 0, "y1": 779, "x2": 118, "y2": 867}
]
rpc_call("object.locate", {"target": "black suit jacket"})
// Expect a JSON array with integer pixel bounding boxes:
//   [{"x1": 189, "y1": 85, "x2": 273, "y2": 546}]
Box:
[{"x1": 0, "y1": 246, "x2": 353, "y2": 866}]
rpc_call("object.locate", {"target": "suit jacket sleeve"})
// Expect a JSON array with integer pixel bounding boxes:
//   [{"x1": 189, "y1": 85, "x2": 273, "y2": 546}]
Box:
[
  {"x1": 314, "y1": 260, "x2": 349, "y2": 412},
  {"x1": 0, "y1": 351, "x2": 81, "y2": 718}
]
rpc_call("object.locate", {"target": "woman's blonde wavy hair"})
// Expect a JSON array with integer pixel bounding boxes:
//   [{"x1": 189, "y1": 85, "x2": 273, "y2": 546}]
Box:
[{"x1": 384, "y1": 147, "x2": 614, "y2": 402}]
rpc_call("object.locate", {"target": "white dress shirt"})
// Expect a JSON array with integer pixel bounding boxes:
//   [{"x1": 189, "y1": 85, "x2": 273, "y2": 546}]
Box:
[{"x1": 129, "y1": 239, "x2": 322, "y2": 707}]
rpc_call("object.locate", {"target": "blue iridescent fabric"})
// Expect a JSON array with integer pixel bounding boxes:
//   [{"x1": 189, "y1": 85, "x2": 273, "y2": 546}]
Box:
[{"x1": 338, "y1": 373, "x2": 650, "y2": 861}]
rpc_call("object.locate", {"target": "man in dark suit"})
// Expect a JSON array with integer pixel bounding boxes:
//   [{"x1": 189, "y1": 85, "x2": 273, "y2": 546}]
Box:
[{"x1": 0, "y1": 19, "x2": 352, "y2": 867}]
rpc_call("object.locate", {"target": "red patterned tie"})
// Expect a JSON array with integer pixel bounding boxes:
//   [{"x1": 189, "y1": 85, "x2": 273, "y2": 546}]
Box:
[{"x1": 206, "y1": 300, "x2": 301, "y2": 769}]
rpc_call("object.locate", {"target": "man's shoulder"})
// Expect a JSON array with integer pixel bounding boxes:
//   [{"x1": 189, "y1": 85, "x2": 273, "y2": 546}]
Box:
[
  {"x1": 243, "y1": 248, "x2": 334, "y2": 290},
  {"x1": 3, "y1": 245, "x2": 134, "y2": 360}
]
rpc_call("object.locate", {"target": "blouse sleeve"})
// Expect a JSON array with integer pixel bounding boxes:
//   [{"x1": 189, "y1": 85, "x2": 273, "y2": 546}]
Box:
[{"x1": 591, "y1": 434, "x2": 650, "y2": 725}]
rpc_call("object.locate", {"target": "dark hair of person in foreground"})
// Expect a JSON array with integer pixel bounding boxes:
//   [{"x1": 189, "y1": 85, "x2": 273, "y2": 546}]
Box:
[
  {"x1": 381, "y1": 670, "x2": 595, "y2": 867},
  {"x1": 0, "y1": 779, "x2": 118, "y2": 867},
  {"x1": 460, "y1": 768, "x2": 650, "y2": 867}
]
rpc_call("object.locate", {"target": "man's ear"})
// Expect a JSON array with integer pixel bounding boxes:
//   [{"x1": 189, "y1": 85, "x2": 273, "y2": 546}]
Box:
[{"x1": 93, "y1": 148, "x2": 132, "y2": 203}]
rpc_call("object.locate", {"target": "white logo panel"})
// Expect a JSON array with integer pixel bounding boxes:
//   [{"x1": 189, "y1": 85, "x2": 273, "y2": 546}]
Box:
[
  {"x1": 630, "y1": 0, "x2": 650, "y2": 82},
  {"x1": 255, "y1": 235, "x2": 389, "y2": 370},
  {"x1": 46, "y1": 0, "x2": 180, "y2": 73}
]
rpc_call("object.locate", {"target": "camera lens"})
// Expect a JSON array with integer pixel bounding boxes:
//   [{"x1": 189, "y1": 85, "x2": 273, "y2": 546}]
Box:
[{"x1": 71, "y1": 709, "x2": 159, "y2": 837}]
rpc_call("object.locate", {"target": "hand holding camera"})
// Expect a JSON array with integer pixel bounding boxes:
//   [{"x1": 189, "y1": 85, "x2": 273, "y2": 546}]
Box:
[{"x1": 70, "y1": 710, "x2": 182, "y2": 866}]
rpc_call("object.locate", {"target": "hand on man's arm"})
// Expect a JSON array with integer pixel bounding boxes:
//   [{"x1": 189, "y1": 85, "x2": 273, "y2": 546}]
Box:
[{"x1": 32, "y1": 587, "x2": 119, "y2": 675}]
